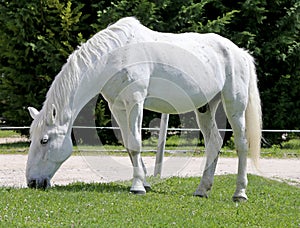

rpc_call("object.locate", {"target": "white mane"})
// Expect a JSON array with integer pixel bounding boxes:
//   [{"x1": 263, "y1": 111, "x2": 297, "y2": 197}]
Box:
[{"x1": 30, "y1": 17, "x2": 140, "y2": 136}]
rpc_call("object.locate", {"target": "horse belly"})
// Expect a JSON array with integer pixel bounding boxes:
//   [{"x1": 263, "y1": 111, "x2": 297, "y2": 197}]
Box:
[{"x1": 144, "y1": 66, "x2": 222, "y2": 114}]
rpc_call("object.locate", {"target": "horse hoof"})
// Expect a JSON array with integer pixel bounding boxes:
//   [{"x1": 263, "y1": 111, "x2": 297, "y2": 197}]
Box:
[
  {"x1": 130, "y1": 190, "x2": 146, "y2": 195},
  {"x1": 193, "y1": 192, "x2": 208, "y2": 198},
  {"x1": 232, "y1": 196, "x2": 248, "y2": 202},
  {"x1": 143, "y1": 181, "x2": 152, "y2": 192}
]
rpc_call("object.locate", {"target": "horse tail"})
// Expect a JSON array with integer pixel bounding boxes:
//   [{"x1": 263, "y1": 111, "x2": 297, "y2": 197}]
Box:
[{"x1": 245, "y1": 53, "x2": 262, "y2": 167}]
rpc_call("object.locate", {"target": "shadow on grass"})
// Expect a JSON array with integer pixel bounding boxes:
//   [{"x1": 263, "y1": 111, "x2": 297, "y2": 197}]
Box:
[
  {"x1": 51, "y1": 181, "x2": 132, "y2": 193},
  {"x1": 49, "y1": 176, "x2": 198, "y2": 195},
  {"x1": 49, "y1": 176, "x2": 229, "y2": 195},
  {"x1": 50, "y1": 176, "x2": 199, "y2": 195},
  {"x1": 26, "y1": 174, "x2": 299, "y2": 200}
]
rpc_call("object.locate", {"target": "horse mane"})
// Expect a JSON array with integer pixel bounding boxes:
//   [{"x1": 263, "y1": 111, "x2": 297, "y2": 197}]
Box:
[{"x1": 30, "y1": 17, "x2": 140, "y2": 137}]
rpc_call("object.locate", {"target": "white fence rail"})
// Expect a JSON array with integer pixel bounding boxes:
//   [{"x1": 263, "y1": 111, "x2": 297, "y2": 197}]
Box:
[{"x1": 1, "y1": 126, "x2": 300, "y2": 133}]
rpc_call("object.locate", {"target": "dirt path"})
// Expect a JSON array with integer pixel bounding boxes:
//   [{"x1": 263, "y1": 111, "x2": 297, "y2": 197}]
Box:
[
  {"x1": 0, "y1": 154, "x2": 299, "y2": 188},
  {"x1": 0, "y1": 137, "x2": 29, "y2": 144}
]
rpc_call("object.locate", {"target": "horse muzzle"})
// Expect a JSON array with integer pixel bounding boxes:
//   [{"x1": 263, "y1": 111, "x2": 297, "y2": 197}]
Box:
[{"x1": 27, "y1": 178, "x2": 51, "y2": 190}]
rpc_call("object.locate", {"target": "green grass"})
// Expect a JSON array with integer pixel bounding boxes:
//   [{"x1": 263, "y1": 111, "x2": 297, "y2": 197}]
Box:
[
  {"x1": 0, "y1": 130, "x2": 21, "y2": 138},
  {"x1": 0, "y1": 175, "x2": 299, "y2": 227},
  {"x1": 75, "y1": 135, "x2": 300, "y2": 158},
  {"x1": 0, "y1": 142, "x2": 29, "y2": 154},
  {"x1": 0, "y1": 130, "x2": 299, "y2": 158},
  {"x1": 0, "y1": 131, "x2": 299, "y2": 226},
  {"x1": 259, "y1": 138, "x2": 300, "y2": 158},
  {"x1": 1, "y1": 141, "x2": 299, "y2": 158},
  {"x1": 0, "y1": 130, "x2": 29, "y2": 154}
]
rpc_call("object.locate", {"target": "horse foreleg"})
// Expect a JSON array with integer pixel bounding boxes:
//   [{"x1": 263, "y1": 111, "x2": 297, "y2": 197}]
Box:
[
  {"x1": 127, "y1": 151, "x2": 151, "y2": 192},
  {"x1": 127, "y1": 151, "x2": 146, "y2": 194},
  {"x1": 126, "y1": 102, "x2": 148, "y2": 194},
  {"x1": 194, "y1": 99, "x2": 222, "y2": 198},
  {"x1": 110, "y1": 103, "x2": 149, "y2": 194}
]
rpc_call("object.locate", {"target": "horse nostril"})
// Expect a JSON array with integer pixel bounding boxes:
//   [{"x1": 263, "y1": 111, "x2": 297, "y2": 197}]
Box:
[
  {"x1": 27, "y1": 179, "x2": 50, "y2": 189},
  {"x1": 42, "y1": 179, "x2": 49, "y2": 190},
  {"x1": 28, "y1": 179, "x2": 37, "y2": 188}
]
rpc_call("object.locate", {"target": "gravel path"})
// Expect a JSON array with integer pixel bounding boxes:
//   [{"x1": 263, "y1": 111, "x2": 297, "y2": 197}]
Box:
[
  {"x1": 0, "y1": 137, "x2": 29, "y2": 144},
  {"x1": 0, "y1": 154, "x2": 299, "y2": 188}
]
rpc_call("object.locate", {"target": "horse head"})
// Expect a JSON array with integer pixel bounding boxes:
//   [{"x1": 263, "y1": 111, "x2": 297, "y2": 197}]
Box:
[{"x1": 26, "y1": 105, "x2": 72, "y2": 189}]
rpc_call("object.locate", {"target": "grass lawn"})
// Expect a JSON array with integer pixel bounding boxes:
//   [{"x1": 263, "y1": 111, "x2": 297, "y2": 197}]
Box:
[
  {"x1": 75, "y1": 138, "x2": 300, "y2": 158},
  {"x1": 0, "y1": 175, "x2": 299, "y2": 227},
  {"x1": 0, "y1": 131, "x2": 299, "y2": 226},
  {"x1": 0, "y1": 130, "x2": 21, "y2": 138}
]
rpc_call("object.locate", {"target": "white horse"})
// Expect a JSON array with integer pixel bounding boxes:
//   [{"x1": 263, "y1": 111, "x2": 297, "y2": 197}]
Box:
[{"x1": 27, "y1": 17, "x2": 261, "y2": 201}]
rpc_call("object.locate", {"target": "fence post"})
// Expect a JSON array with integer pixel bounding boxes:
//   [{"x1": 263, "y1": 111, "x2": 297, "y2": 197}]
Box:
[{"x1": 154, "y1": 113, "x2": 169, "y2": 177}]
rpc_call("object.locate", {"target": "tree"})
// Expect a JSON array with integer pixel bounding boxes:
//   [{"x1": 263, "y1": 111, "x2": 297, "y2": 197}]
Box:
[
  {"x1": 0, "y1": 0, "x2": 91, "y2": 129},
  {"x1": 0, "y1": 0, "x2": 299, "y2": 144},
  {"x1": 214, "y1": 0, "x2": 300, "y2": 131},
  {"x1": 206, "y1": 0, "x2": 300, "y2": 142}
]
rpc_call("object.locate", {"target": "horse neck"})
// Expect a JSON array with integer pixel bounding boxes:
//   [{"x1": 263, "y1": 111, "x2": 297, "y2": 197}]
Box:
[
  {"x1": 40, "y1": 19, "x2": 138, "y2": 135},
  {"x1": 69, "y1": 30, "x2": 132, "y2": 125}
]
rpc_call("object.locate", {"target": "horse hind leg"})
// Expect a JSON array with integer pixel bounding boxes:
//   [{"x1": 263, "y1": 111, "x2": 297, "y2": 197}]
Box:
[
  {"x1": 230, "y1": 114, "x2": 248, "y2": 202},
  {"x1": 222, "y1": 97, "x2": 249, "y2": 201},
  {"x1": 193, "y1": 97, "x2": 223, "y2": 198}
]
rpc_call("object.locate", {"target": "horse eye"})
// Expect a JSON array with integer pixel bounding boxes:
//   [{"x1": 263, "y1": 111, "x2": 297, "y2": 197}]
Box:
[{"x1": 40, "y1": 135, "x2": 49, "y2": 145}]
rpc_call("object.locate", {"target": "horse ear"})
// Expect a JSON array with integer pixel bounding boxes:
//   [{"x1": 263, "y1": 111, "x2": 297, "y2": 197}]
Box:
[
  {"x1": 50, "y1": 104, "x2": 57, "y2": 124},
  {"x1": 28, "y1": 107, "x2": 39, "y2": 120},
  {"x1": 51, "y1": 104, "x2": 57, "y2": 124}
]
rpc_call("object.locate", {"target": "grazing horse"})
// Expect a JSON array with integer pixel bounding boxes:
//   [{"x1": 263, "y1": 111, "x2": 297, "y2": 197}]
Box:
[{"x1": 26, "y1": 17, "x2": 261, "y2": 201}]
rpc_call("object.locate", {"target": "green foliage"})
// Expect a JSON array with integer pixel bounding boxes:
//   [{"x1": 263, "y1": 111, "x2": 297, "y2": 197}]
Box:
[
  {"x1": 0, "y1": 0, "x2": 92, "y2": 128},
  {"x1": 246, "y1": 0, "x2": 300, "y2": 131},
  {"x1": 0, "y1": 175, "x2": 299, "y2": 226},
  {"x1": 282, "y1": 138, "x2": 300, "y2": 149}
]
